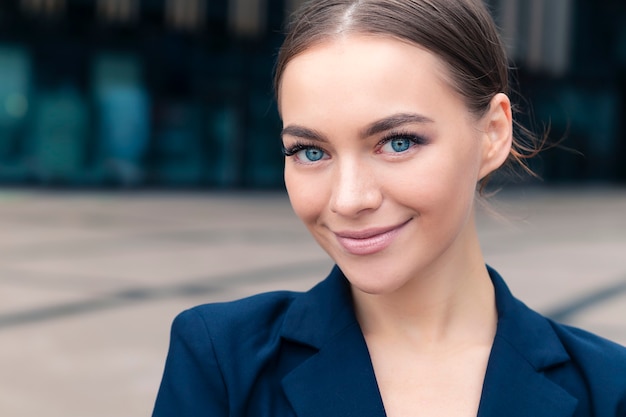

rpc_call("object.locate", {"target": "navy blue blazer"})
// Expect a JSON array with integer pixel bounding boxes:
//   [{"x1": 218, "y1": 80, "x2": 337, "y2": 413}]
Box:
[{"x1": 153, "y1": 266, "x2": 626, "y2": 416}]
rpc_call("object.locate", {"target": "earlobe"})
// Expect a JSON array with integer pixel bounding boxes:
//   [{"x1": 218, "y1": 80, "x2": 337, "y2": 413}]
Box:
[{"x1": 478, "y1": 93, "x2": 513, "y2": 180}]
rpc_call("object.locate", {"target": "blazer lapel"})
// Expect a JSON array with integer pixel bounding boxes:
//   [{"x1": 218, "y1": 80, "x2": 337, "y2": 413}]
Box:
[
  {"x1": 478, "y1": 267, "x2": 578, "y2": 417},
  {"x1": 279, "y1": 266, "x2": 386, "y2": 417},
  {"x1": 282, "y1": 321, "x2": 386, "y2": 417},
  {"x1": 279, "y1": 266, "x2": 580, "y2": 417},
  {"x1": 477, "y1": 334, "x2": 578, "y2": 417}
]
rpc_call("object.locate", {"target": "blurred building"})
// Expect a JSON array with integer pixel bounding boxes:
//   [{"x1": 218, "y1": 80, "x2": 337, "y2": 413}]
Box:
[
  {"x1": 0, "y1": 0, "x2": 624, "y2": 188},
  {"x1": 488, "y1": 0, "x2": 626, "y2": 183}
]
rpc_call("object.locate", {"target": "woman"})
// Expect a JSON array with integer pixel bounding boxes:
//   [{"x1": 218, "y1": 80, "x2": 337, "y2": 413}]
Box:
[{"x1": 153, "y1": 1, "x2": 626, "y2": 416}]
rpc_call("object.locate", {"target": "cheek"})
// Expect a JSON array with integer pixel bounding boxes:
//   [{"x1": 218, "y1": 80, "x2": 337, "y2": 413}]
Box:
[
  {"x1": 430, "y1": 136, "x2": 483, "y2": 193},
  {"x1": 284, "y1": 168, "x2": 326, "y2": 225},
  {"x1": 389, "y1": 152, "x2": 477, "y2": 214}
]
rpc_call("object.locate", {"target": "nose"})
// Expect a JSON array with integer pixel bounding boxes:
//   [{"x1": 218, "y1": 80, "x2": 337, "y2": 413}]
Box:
[{"x1": 329, "y1": 158, "x2": 383, "y2": 217}]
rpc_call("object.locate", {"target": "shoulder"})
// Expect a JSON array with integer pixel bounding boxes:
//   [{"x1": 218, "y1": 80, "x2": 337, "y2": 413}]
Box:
[
  {"x1": 172, "y1": 290, "x2": 299, "y2": 351},
  {"x1": 488, "y1": 266, "x2": 626, "y2": 411},
  {"x1": 547, "y1": 319, "x2": 626, "y2": 411},
  {"x1": 179, "y1": 290, "x2": 298, "y2": 323},
  {"x1": 170, "y1": 289, "x2": 308, "y2": 379},
  {"x1": 154, "y1": 290, "x2": 304, "y2": 415},
  {"x1": 549, "y1": 319, "x2": 626, "y2": 373}
]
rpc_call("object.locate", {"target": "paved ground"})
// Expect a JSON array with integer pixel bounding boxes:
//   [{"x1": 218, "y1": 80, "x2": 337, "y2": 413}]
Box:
[{"x1": 0, "y1": 186, "x2": 624, "y2": 417}]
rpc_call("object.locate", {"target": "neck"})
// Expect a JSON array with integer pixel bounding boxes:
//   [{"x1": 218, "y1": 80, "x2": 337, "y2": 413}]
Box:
[{"x1": 351, "y1": 223, "x2": 497, "y2": 351}]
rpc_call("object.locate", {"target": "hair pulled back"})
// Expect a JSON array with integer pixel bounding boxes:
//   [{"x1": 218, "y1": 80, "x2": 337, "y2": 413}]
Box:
[{"x1": 275, "y1": 0, "x2": 542, "y2": 186}]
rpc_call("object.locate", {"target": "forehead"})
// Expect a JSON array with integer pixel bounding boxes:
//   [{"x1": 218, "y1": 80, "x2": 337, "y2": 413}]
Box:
[{"x1": 278, "y1": 35, "x2": 462, "y2": 123}]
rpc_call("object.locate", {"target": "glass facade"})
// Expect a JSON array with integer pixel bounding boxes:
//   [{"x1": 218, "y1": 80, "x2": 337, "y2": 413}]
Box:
[{"x1": 0, "y1": 0, "x2": 623, "y2": 188}]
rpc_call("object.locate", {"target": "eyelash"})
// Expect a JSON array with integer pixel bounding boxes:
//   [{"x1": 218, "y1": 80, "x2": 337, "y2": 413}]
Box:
[
  {"x1": 377, "y1": 131, "x2": 429, "y2": 151},
  {"x1": 281, "y1": 131, "x2": 429, "y2": 158},
  {"x1": 281, "y1": 142, "x2": 323, "y2": 157}
]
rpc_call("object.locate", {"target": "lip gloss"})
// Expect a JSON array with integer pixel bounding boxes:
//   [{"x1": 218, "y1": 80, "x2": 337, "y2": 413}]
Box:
[{"x1": 335, "y1": 221, "x2": 409, "y2": 256}]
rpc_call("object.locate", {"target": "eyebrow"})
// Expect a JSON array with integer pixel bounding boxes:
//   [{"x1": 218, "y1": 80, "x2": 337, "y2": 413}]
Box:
[
  {"x1": 281, "y1": 125, "x2": 327, "y2": 142},
  {"x1": 361, "y1": 113, "x2": 434, "y2": 137},
  {"x1": 280, "y1": 112, "x2": 434, "y2": 142}
]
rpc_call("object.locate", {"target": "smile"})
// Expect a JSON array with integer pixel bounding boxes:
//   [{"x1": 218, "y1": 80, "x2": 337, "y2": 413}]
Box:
[{"x1": 333, "y1": 219, "x2": 412, "y2": 256}]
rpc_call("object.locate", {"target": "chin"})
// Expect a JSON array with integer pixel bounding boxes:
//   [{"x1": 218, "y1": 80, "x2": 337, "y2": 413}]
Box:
[
  {"x1": 337, "y1": 260, "x2": 410, "y2": 296},
  {"x1": 350, "y1": 282, "x2": 400, "y2": 296}
]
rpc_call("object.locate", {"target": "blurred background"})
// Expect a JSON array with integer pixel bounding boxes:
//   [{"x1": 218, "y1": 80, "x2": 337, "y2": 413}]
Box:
[
  {"x1": 0, "y1": 1, "x2": 625, "y2": 416},
  {"x1": 0, "y1": 0, "x2": 624, "y2": 188}
]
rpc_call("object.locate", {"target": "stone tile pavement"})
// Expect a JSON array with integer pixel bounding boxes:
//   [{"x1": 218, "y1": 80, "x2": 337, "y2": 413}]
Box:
[{"x1": 0, "y1": 186, "x2": 624, "y2": 416}]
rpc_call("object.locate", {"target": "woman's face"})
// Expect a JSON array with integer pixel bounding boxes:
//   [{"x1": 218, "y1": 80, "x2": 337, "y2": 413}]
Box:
[{"x1": 280, "y1": 35, "x2": 506, "y2": 295}]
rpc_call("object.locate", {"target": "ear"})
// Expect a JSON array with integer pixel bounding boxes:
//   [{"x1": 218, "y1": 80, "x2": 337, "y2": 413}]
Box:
[{"x1": 478, "y1": 93, "x2": 513, "y2": 180}]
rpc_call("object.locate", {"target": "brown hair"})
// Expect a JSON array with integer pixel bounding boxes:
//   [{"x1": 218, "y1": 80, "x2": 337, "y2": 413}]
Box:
[{"x1": 274, "y1": 0, "x2": 543, "y2": 188}]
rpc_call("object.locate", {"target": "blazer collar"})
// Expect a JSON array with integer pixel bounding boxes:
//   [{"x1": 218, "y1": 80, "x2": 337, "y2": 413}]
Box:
[
  {"x1": 280, "y1": 265, "x2": 356, "y2": 349},
  {"x1": 478, "y1": 266, "x2": 578, "y2": 416},
  {"x1": 280, "y1": 265, "x2": 386, "y2": 416},
  {"x1": 280, "y1": 265, "x2": 578, "y2": 417}
]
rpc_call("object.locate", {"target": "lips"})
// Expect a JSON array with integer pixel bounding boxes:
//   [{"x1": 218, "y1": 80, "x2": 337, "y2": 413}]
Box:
[{"x1": 333, "y1": 219, "x2": 411, "y2": 256}]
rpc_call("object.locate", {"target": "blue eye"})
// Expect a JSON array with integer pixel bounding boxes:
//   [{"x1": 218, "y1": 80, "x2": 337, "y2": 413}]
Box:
[
  {"x1": 282, "y1": 143, "x2": 329, "y2": 163},
  {"x1": 299, "y1": 148, "x2": 326, "y2": 162},
  {"x1": 380, "y1": 136, "x2": 416, "y2": 153},
  {"x1": 390, "y1": 138, "x2": 412, "y2": 152},
  {"x1": 378, "y1": 133, "x2": 427, "y2": 154}
]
